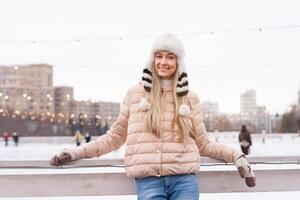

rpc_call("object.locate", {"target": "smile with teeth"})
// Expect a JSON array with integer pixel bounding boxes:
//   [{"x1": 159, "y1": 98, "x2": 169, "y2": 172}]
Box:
[{"x1": 158, "y1": 66, "x2": 170, "y2": 71}]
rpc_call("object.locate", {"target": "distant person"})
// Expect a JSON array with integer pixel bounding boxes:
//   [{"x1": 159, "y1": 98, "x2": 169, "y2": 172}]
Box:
[
  {"x1": 12, "y1": 132, "x2": 19, "y2": 146},
  {"x1": 50, "y1": 34, "x2": 256, "y2": 199},
  {"x1": 101, "y1": 122, "x2": 109, "y2": 136},
  {"x1": 3, "y1": 132, "x2": 9, "y2": 146},
  {"x1": 84, "y1": 132, "x2": 91, "y2": 143},
  {"x1": 239, "y1": 125, "x2": 252, "y2": 155},
  {"x1": 261, "y1": 130, "x2": 266, "y2": 144},
  {"x1": 74, "y1": 130, "x2": 83, "y2": 146}
]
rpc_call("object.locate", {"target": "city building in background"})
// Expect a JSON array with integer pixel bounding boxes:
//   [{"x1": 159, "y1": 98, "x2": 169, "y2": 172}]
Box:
[
  {"x1": 0, "y1": 64, "x2": 120, "y2": 128},
  {"x1": 68, "y1": 100, "x2": 119, "y2": 126},
  {"x1": 239, "y1": 90, "x2": 271, "y2": 133},
  {"x1": 201, "y1": 90, "x2": 272, "y2": 133},
  {"x1": 256, "y1": 106, "x2": 271, "y2": 133},
  {"x1": 55, "y1": 90, "x2": 120, "y2": 127},
  {"x1": 97, "y1": 101, "x2": 120, "y2": 127},
  {"x1": 201, "y1": 101, "x2": 219, "y2": 131},
  {"x1": 0, "y1": 64, "x2": 54, "y2": 114},
  {"x1": 54, "y1": 86, "x2": 73, "y2": 115},
  {"x1": 202, "y1": 101, "x2": 219, "y2": 115},
  {"x1": 240, "y1": 90, "x2": 257, "y2": 114}
]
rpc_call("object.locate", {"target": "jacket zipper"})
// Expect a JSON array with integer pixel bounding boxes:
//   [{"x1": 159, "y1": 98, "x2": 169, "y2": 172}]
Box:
[{"x1": 159, "y1": 89, "x2": 166, "y2": 176}]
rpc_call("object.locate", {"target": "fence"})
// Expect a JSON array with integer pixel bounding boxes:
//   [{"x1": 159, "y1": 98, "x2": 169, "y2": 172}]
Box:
[{"x1": 1, "y1": 156, "x2": 300, "y2": 197}]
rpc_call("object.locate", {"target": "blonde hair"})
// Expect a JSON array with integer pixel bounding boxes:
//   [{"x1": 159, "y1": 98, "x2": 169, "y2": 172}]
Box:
[{"x1": 144, "y1": 62, "x2": 194, "y2": 143}]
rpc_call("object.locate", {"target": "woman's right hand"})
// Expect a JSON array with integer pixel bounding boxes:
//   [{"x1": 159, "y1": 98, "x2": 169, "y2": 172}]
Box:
[{"x1": 50, "y1": 150, "x2": 73, "y2": 166}]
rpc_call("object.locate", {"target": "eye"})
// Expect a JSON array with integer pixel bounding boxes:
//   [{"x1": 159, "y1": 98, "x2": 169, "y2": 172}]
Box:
[
  {"x1": 167, "y1": 55, "x2": 175, "y2": 60},
  {"x1": 155, "y1": 54, "x2": 162, "y2": 59}
]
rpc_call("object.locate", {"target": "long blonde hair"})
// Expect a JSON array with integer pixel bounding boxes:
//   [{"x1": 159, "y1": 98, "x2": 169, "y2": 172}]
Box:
[{"x1": 144, "y1": 62, "x2": 194, "y2": 143}]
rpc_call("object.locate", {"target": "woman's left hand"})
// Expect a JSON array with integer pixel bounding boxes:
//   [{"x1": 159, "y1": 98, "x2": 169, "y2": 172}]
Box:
[{"x1": 234, "y1": 155, "x2": 256, "y2": 187}]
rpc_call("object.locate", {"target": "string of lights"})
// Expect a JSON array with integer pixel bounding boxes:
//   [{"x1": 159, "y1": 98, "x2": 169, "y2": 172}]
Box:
[
  {"x1": 0, "y1": 24, "x2": 300, "y2": 44},
  {"x1": 19, "y1": 62, "x2": 297, "y2": 69},
  {"x1": 0, "y1": 109, "x2": 105, "y2": 126}
]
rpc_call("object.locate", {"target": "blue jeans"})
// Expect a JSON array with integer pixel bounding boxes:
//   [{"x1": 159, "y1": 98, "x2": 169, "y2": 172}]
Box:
[{"x1": 135, "y1": 173, "x2": 199, "y2": 200}]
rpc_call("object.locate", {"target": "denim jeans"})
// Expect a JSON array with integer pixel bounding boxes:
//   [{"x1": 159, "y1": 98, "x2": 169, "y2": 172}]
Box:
[{"x1": 135, "y1": 173, "x2": 199, "y2": 200}]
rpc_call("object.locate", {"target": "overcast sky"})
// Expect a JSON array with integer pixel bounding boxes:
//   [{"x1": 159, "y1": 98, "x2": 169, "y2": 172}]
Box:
[{"x1": 0, "y1": 0, "x2": 300, "y2": 114}]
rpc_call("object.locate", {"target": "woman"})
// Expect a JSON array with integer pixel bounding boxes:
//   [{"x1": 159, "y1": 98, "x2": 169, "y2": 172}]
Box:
[
  {"x1": 239, "y1": 125, "x2": 252, "y2": 155},
  {"x1": 50, "y1": 34, "x2": 256, "y2": 200}
]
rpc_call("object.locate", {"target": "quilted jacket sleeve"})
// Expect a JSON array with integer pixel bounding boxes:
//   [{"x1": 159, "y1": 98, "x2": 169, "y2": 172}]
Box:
[
  {"x1": 70, "y1": 89, "x2": 131, "y2": 160},
  {"x1": 189, "y1": 91, "x2": 243, "y2": 163}
]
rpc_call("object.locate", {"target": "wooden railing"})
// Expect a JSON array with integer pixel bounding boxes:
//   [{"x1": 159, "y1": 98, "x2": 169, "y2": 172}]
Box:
[{"x1": 1, "y1": 156, "x2": 300, "y2": 197}]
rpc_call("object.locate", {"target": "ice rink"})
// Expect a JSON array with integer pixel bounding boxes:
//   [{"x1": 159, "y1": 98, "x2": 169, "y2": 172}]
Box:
[{"x1": 1, "y1": 133, "x2": 300, "y2": 160}]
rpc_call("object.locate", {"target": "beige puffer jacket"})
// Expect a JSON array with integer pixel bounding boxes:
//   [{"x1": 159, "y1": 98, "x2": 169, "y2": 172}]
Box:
[{"x1": 71, "y1": 83, "x2": 243, "y2": 178}]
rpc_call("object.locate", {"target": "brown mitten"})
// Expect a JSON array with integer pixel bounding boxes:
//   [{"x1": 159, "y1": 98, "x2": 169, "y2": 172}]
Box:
[
  {"x1": 234, "y1": 155, "x2": 256, "y2": 187},
  {"x1": 50, "y1": 149, "x2": 74, "y2": 166}
]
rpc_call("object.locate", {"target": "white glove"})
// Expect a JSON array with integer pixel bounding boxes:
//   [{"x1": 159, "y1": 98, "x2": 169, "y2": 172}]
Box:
[{"x1": 234, "y1": 155, "x2": 256, "y2": 187}]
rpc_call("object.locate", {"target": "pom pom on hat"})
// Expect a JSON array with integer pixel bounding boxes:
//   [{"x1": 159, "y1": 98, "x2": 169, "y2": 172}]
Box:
[
  {"x1": 179, "y1": 104, "x2": 190, "y2": 117},
  {"x1": 139, "y1": 97, "x2": 151, "y2": 111}
]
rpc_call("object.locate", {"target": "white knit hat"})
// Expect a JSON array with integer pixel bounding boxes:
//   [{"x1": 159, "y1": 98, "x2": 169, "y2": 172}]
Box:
[{"x1": 140, "y1": 33, "x2": 190, "y2": 117}]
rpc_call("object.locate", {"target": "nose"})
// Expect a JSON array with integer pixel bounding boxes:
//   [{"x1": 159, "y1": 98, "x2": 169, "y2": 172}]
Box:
[{"x1": 160, "y1": 57, "x2": 167, "y2": 65}]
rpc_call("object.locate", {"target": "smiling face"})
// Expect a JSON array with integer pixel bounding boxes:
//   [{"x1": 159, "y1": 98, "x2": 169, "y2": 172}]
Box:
[{"x1": 154, "y1": 51, "x2": 177, "y2": 80}]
